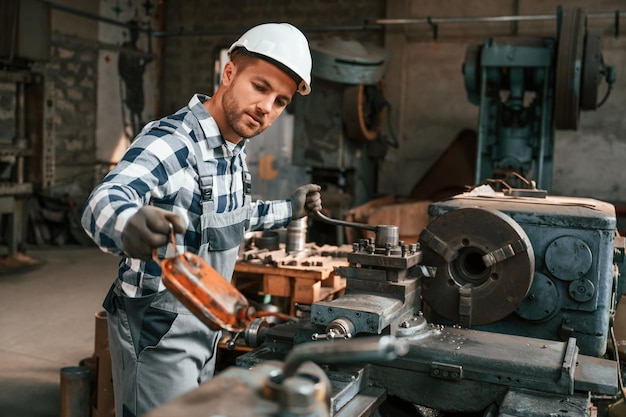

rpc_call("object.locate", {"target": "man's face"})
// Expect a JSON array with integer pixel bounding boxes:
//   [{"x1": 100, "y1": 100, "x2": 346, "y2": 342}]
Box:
[{"x1": 222, "y1": 58, "x2": 297, "y2": 139}]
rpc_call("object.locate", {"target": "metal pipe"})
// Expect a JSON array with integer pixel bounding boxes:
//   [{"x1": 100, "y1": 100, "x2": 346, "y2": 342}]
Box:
[
  {"x1": 151, "y1": 24, "x2": 383, "y2": 38},
  {"x1": 92, "y1": 311, "x2": 115, "y2": 417},
  {"x1": 15, "y1": 83, "x2": 26, "y2": 184},
  {"x1": 377, "y1": 14, "x2": 553, "y2": 25},
  {"x1": 376, "y1": 11, "x2": 624, "y2": 26},
  {"x1": 60, "y1": 366, "x2": 91, "y2": 417},
  {"x1": 474, "y1": 66, "x2": 488, "y2": 186},
  {"x1": 537, "y1": 60, "x2": 551, "y2": 190}
]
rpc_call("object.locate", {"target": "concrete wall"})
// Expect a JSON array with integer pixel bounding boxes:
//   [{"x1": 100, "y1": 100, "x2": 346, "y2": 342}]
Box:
[{"x1": 382, "y1": 0, "x2": 626, "y2": 204}]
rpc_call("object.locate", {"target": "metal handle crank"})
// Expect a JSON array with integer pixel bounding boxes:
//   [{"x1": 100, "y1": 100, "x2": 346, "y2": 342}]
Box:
[
  {"x1": 311, "y1": 210, "x2": 399, "y2": 247},
  {"x1": 282, "y1": 335, "x2": 408, "y2": 378},
  {"x1": 311, "y1": 209, "x2": 377, "y2": 232}
]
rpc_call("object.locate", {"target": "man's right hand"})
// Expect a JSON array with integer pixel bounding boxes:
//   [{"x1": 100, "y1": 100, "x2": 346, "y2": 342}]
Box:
[{"x1": 122, "y1": 206, "x2": 185, "y2": 260}]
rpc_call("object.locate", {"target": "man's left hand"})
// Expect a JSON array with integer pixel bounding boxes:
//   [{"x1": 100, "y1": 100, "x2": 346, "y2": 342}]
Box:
[{"x1": 290, "y1": 184, "x2": 322, "y2": 219}]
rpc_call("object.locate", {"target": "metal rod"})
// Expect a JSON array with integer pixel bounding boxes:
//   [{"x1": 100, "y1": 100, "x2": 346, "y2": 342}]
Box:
[
  {"x1": 150, "y1": 24, "x2": 383, "y2": 38},
  {"x1": 475, "y1": 67, "x2": 488, "y2": 186},
  {"x1": 377, "y1": 15, "x2": 553, "y2": 25},
  {"x1": 282, "y1": 335, "x2": 407, "y2": 379},
  {"x1": 537, "y1": 61, "x2": 551, "y2": 190},
  {"x1": 376, "y1": 11, "x2": 625, "y2": 26},
  {"x1": 311, "y1": 209, "x2": 376, "y2": 232}
]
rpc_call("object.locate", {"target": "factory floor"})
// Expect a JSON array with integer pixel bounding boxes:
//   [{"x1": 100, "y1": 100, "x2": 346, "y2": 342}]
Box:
[{"x1": 0, "y1": 245, "x2": 117, "y2": 417}]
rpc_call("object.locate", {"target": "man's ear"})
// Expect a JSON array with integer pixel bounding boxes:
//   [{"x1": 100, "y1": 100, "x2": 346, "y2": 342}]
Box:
[{"x1": 221, "y1": 61, "x2": 235, "y2": 86}]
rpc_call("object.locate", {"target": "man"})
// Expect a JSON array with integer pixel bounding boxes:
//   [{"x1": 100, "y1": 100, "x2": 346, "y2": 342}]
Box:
[{"x1": 81, "y1": 23, "x2": 321, "y2": 417}]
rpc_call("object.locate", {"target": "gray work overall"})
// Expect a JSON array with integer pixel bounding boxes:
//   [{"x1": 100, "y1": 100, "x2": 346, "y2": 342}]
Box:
[{"x1": 105, "y1": 137, "x2": 252, "y2": 417}]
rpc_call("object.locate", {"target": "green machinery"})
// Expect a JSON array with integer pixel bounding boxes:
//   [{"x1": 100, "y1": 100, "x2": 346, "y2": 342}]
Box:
[{"x1": 463, "y1": 7, "x2": 616, "y2": 191}]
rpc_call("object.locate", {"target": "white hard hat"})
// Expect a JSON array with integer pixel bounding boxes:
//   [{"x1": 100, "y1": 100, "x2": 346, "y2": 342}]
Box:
[{"x1": 228, "y1": 23, "x2": 312, "y2": 95}]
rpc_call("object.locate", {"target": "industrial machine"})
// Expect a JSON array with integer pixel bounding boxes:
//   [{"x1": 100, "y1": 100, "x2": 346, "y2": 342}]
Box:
[
  {"x1": 146, "y1": 185, "x2": 626, "y2": 417},
  {"x1": 422, "y1": 188, "x2": 620, "y2": 357},
  {"x1": 463, "y1": 6, "x2": 616, "y2": 190},
  {"x1": 145, "y1": 6, "x2": 625, "y2": 417},
  {"x1": 0, "y1": 0, "x2": 55, "y2": 254}
]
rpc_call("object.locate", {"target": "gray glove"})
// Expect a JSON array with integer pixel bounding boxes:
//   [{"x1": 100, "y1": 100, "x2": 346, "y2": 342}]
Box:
[
  {"x1": 122, "y1": 206, "x2": 185, "y2": 260},
  {"x1": 290, "y1": 184, "x2": 322, "y2": 220}
]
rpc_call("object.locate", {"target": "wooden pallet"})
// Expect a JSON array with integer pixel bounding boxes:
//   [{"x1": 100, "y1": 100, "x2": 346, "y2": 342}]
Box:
[{"x1": 234, "y1": 244, "x2": 350, "y2": 315}]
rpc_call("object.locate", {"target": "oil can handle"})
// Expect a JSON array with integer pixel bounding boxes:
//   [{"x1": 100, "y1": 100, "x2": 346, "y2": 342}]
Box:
[{"x1": 152, "y1": 223, "x2": 177, "y2": 265}]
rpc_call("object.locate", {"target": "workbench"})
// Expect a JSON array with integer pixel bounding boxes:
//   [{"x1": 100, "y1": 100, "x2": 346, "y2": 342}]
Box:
[{"x1": 233, "y1": 243, "x2": 351, "y2": 316}]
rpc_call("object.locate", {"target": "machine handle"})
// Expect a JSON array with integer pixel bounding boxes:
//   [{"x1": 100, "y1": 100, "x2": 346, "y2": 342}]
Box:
[
  {"x1": 282, "y1": 335, "x2": 408, "y2": 378},
  {"x1": 311, "y1": 209, "x2": 377, "y2": 232}
]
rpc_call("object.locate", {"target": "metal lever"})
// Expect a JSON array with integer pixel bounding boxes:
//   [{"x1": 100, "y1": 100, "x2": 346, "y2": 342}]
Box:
[
  {"x1": 311, "y1": 209, "x2": 377, "y2": 232},
  {"x1": 282, "y1": 335, "x2": 408, "y2": 378},
  {"x1": 226, "y1": 331, "x2": 242, "y2": 350},
  {"x1": 311, "y1": 210, "x2": 399, "y2": 247}
]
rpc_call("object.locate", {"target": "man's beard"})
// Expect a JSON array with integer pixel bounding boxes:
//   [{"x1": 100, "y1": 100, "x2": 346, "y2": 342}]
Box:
[{"x1": 222, "y1": 85, "x2": 267, "y2": 139}]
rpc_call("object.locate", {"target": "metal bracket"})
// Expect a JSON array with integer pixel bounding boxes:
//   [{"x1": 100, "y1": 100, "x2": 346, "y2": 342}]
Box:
[
  {"x1": 459, "y1": 285, "x2": 473, "y2": 327},
  {"x1": 431, "y1": 362, "x2": 463, "y2": 381},
  {"x1": 427, "y1": 17, "x2": 439, "y2": 41},
  {"x1": 420, "y1": 227, "x2": 457, "y2": 262},
  {"x1": 482, "y1": 239, "x2": 528, "y2": 267}
]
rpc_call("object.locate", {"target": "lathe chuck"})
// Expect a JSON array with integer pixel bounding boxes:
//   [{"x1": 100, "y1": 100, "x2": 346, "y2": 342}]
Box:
[{"x1": 419, "y1": 207, "x2": 534, "y2": 326}]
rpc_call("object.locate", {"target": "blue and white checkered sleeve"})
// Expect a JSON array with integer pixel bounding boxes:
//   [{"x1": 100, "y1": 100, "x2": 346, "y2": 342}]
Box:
[
  {"x1": 248, "y1": 199, "x2": 292, "y2": 231},
  {"x1": 81, "y1": 128, "x2": 191, "y2": 255}
]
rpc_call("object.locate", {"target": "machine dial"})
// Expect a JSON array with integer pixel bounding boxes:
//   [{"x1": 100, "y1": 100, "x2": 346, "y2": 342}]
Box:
[{"x1": 544, "y1": 236, "x2": 592, "y2": 281}]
